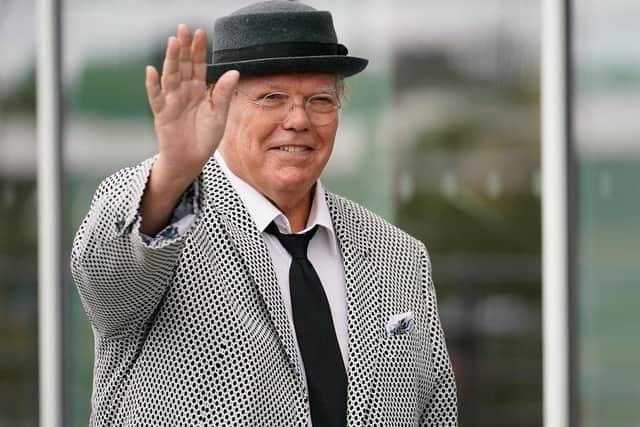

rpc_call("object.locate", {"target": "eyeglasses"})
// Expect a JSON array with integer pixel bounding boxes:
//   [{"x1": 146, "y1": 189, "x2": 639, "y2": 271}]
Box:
[{"x1": 236, "y1": 89, "x2": 341, "y2": 126}]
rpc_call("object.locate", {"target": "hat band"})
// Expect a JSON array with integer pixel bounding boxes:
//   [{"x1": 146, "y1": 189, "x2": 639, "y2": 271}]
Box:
[{"x1": 213, "y1": 41, "x2": 348, "y2": 64}]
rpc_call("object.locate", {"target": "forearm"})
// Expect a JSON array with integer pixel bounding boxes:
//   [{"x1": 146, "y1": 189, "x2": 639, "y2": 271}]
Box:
[
  {"x1": 71, "y1": 157, "x2": 195, "y2": 337},
  {"x1": 140, "y1": 155, "x2": 198, "y2": 236}
]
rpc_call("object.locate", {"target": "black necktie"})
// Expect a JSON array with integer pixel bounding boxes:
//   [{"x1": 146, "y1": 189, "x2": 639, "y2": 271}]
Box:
[{"x1": 266, "y1": 222, "x2": 347, "y2": 427}]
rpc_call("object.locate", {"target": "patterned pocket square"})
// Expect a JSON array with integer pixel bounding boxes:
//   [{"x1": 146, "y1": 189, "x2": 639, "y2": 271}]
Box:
[{"x1": 385, "y1": 311, "x2": 415, "y2": 336}]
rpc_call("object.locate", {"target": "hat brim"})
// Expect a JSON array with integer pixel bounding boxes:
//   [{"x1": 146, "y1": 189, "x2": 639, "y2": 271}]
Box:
[{"x1": 206, "y1": 55, "x2": 368, "y2": 83}]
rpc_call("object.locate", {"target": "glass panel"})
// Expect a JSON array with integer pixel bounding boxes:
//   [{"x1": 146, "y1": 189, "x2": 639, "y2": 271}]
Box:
[
  {"x1": 0, "y1": 1, "x2": 38, "y2": 426},
  {"x1": 574, "y1": 1, "x2": 640, "y2": 425},
  {"x1": 391, "y1": 1, "x2": 542, "y2": 425}
]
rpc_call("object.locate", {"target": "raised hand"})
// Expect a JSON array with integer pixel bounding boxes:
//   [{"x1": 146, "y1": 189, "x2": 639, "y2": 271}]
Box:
[
  {"x1": 145, "y1": 24, "x2": 239, "y2": 184},
  {"x1": 140, "y1": 24, "x2": 239, "y2": 235}
]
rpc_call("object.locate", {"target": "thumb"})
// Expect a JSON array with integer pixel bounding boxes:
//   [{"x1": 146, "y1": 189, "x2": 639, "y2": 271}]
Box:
[{"x1": 210, "y1": 70, "x2": 240, "y2": 120}]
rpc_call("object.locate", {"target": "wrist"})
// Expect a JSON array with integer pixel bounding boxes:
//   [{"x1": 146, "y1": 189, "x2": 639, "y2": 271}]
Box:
[{"x1": 152, "y1": 155, "x2": 200, "y2": 193}]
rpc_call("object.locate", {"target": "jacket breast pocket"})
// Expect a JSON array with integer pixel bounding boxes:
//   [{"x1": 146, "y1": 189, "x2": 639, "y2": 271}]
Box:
[
  {"x1": 383, "y1": 330, "x2": 421, "y2": 354},
  {"x1": 364, "y1": 330, "x2": 432, "y2": 425},
  {"x1": 379, "y1": 330, "x2": 427, "y2": 376}
]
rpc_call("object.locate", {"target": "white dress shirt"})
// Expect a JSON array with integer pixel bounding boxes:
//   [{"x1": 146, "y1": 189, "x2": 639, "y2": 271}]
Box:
[{"x1": 214, "y1": 151, "x2": 350, "y2": 376}]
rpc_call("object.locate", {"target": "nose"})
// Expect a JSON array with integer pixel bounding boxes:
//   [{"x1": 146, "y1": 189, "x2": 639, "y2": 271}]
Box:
[{"x1": 282, "y1": 102, "x2": 311, "y2": 131}]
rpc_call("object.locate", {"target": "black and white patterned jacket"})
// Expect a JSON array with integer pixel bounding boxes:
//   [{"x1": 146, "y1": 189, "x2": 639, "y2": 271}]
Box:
[{"x1": 71, "y1": 155, "x2": 458, "y2": 426}]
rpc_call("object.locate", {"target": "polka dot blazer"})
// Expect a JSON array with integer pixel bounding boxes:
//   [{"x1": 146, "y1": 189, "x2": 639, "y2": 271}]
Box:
[{"x1": 71, "y1": 155, "x2": 458, "y2": 426}]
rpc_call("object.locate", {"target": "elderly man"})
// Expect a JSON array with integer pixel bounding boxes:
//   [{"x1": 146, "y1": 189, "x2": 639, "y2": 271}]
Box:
[{"x1": 71, "y1": 1, "x2": 457, "y2": 426}]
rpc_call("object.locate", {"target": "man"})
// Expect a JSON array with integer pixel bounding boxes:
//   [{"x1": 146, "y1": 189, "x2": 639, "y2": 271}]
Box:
[{"x1": 71, "y1": 1, "x2": 457, "y2": 426}]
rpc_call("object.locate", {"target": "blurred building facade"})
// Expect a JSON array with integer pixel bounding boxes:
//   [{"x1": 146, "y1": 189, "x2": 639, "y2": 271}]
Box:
[
  {"x1": 0, "y1": 0, "x2": 637, "y2": 426},
  {"x1": 574, "y1": 0, "x2": 640, "y2": 425}
]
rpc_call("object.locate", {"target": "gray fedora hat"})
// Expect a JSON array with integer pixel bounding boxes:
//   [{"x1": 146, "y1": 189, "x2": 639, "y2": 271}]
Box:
[{"x1": 206, "y1": 0, "x2": 368, "y2": 82}]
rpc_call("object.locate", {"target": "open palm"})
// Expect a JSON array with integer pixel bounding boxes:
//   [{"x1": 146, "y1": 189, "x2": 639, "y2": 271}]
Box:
[{"x1": 145, "y1": 24, "x2": 239, "y2": 181}]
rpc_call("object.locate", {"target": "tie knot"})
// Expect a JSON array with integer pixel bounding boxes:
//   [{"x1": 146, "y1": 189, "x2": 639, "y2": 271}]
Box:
[{"x1": 266, "y1": 222, "x2": 318, "y2": 260}]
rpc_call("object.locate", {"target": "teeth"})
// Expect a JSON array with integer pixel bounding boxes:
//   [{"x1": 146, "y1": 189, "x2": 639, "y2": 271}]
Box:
[{"x1": 278, "y1": 146, "x2": 308, "y2": 152}]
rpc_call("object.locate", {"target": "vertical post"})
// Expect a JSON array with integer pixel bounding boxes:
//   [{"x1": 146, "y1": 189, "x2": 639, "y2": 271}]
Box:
[
  {"x1": 542, "y1": 0, "x2": 571, "y2": 426},
  {"x1": 36, "y1": 0, "x2": 64, "y2": 426}
]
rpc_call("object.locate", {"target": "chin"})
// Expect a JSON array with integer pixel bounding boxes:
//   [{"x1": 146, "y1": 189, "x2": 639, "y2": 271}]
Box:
[{"x1": 271, "y1": 173, "x2": 316, "y2": 195}]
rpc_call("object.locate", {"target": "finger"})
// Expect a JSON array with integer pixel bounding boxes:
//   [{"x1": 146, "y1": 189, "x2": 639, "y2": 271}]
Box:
[
  {"x1": 145, "y1": 66, "x2": 165, "y2": 114},
  {"x1": 177, "y1": 24, "x2": 194, "y2": 81},
  {"x1": 192, "y1": 28, "x2": 208, "y2": 82},
  {"x1": 161, "y1": 36, "x2": 181, "y2": 93},
  {"x1": 210, "y1": 70, "x2": 240, "y2": 120}
]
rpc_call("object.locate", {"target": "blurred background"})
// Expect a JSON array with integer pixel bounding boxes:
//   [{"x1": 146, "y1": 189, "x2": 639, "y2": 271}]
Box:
[{"x1": 0, "y1": 0, "x2": 638, "y2": 426}]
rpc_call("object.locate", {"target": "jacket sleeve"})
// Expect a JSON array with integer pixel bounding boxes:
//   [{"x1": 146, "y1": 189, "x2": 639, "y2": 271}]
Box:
[
  {"x1": 70, "y1": 156, "x2": 198, "y2": 338},
  {"x1": 418, "y1": 244, "x2": 459, "y2": 426}
]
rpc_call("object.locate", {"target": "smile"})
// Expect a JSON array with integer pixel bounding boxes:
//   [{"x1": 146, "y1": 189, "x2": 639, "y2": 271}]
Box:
[{"x1": 277, "y1": 146, "x2": 311, "y2": 152}]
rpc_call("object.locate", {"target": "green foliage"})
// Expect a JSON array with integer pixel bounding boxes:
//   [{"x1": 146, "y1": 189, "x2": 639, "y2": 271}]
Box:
[
  {"x1": 0, "y1": 179, "x2": 38, "y2": 255},
  {"x1": 0, "y1": 67, "x2": 36, "y2": 113},
  {"x1": 69, "y1": 60, "x2": 152, "y2": 118}
]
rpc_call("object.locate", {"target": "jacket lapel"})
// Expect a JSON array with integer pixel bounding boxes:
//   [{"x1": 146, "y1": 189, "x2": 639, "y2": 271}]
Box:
[
  {"x1": 326, "y1": 192, "x2": 382, "y2": 426},
  {"x1": 201, "y1": 157, "x2": 304, "y2": 381}
]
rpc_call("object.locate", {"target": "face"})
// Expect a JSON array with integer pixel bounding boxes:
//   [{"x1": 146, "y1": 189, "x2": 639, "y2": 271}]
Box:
[{"x1": 218, "y1": 72, "x2": 339, "y2": 210}]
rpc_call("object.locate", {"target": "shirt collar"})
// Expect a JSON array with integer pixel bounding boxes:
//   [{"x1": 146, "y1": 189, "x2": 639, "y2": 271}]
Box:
[{"x1": 214, "y1": 151, "x2": 338, "y2": 254}]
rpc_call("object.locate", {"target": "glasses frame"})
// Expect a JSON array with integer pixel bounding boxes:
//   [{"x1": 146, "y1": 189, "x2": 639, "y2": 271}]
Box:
[{"x1": 235, "y1": 88, "x2": 341, "y2": 127}]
